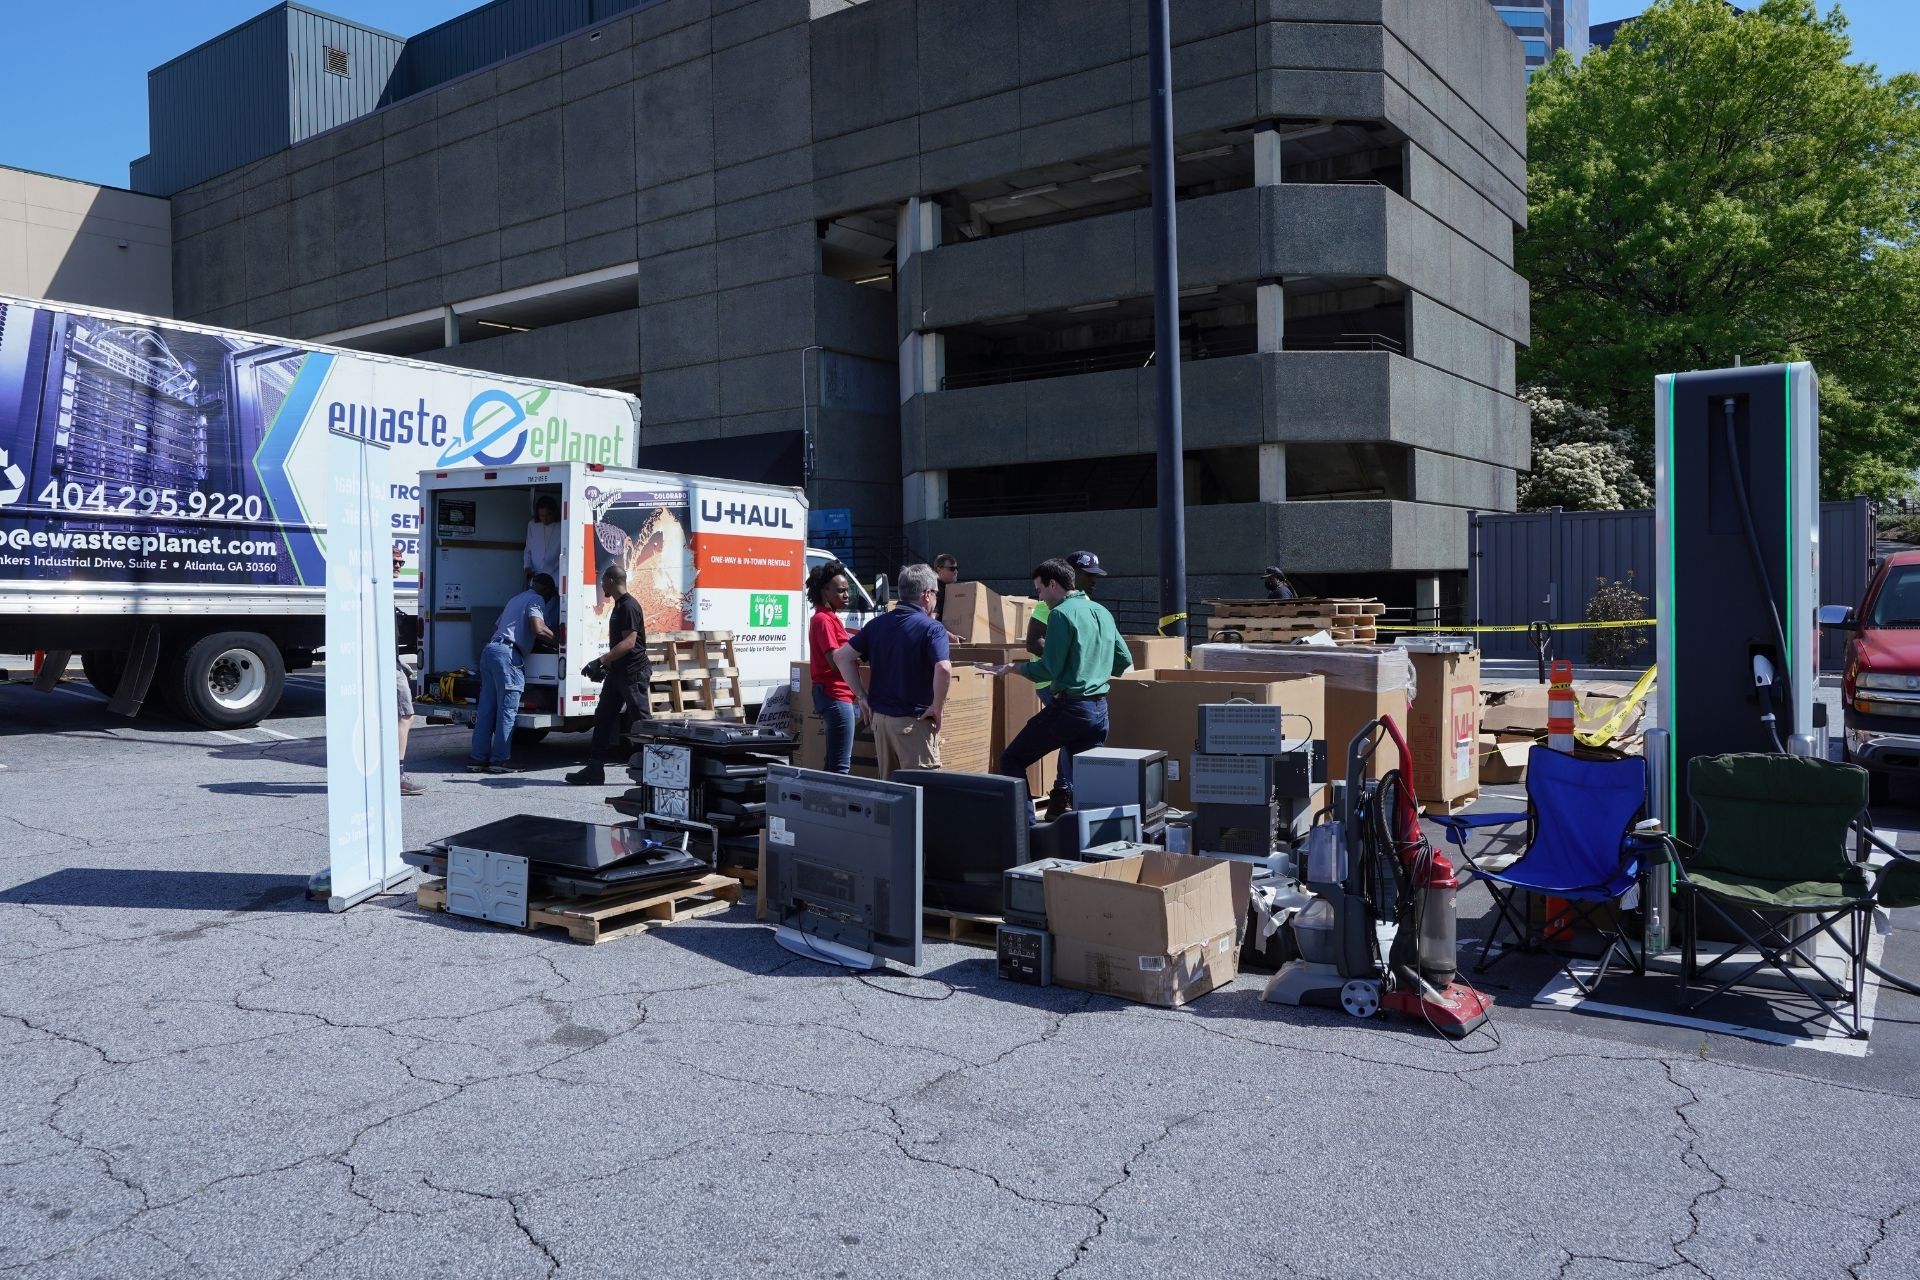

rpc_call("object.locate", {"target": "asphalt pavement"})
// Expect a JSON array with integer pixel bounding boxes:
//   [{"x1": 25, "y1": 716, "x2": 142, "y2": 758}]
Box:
[{"x1": 4, "y1": 665, "x2": 1920, "y2": 1279}]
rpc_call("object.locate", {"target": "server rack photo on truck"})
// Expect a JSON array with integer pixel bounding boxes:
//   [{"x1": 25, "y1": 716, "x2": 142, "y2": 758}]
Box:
[
  {"x1": 0, "y1": 292, "x2": 640, "y2": 727},
  {"x1": 414, "y1": 463, "x2": 822, "y2": 737}
]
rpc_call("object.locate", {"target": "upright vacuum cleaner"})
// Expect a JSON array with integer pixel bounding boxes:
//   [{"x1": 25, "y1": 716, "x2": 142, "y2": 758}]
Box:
[{"x1": 1264, "y1": 716, "x2": 1492, "y2": 1040}]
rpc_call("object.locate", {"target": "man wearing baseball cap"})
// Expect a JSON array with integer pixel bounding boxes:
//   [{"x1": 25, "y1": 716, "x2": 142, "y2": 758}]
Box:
[{"x1": 1022, "y1": 549, "x2": 1108, "y2": 818}]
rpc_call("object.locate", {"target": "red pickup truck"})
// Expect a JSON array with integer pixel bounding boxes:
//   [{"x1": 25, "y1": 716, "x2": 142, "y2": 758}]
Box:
[{"x1": 1827, "y1": 548, "x2": 1920, "y2": 803}]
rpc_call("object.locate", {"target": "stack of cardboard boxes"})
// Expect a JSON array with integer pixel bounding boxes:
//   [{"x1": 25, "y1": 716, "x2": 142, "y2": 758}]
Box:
[{"x1": 786, "y1": 662, "x2": 996, "y2": 777}]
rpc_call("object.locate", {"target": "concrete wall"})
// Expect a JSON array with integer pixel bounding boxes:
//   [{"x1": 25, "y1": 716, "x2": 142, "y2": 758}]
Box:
[
  {"x1": 161, "y1": 0, "x2": 1527, "y2": 584},
  {"x1": 0, "y1": 168, "x2": 173, "y2": 315}
]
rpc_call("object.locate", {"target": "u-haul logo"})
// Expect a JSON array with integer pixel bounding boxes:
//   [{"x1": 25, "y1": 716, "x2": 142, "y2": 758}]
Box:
[{"x1": 698, "y1": 499, "x2": 796, "y2": 531}]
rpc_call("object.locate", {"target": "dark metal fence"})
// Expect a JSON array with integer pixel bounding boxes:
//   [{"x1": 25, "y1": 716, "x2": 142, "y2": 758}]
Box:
[{"x1": 1468, "y1": 498, "x2": 1876, "y2": 670}]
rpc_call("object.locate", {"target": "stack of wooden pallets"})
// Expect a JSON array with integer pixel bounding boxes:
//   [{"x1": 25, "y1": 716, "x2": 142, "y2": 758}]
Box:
[
  {"x1": 1204, "y1": 598, "x2": 1385, "y2": 645},
  {"x1": 643, "y1": 631, "x2": 746, "y2": 721}
]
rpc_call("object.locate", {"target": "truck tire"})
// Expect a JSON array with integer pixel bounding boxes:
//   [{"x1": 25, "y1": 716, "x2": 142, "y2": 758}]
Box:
[
  {"x1": 81, "y1": 650, "x2": 126, "y2": 699},
  {"x1": 1870, "y1": 769, "x2": 1893, "y2": 807},
  {"x1": 170, "y1": 632, "x2": 285, "y2": 729}
]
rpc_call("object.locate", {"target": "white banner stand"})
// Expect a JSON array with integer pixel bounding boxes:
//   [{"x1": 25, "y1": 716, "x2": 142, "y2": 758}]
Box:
[{"x1": 324, "y1": 427, "x2": 406, "y2": 912}]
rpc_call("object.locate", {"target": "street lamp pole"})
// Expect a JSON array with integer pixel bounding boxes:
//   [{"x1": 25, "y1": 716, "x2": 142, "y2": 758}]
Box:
[{"x1": 1147, "y1": 0, "x2": 1188, "y2": 639}]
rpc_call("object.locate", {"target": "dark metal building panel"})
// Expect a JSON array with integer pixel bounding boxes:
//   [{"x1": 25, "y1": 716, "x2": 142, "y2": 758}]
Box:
[
  {"x1": 285, "y1": 7, "x2": 405, "y2": 146},
  {"x1": 139, "y1": 8, "x2": 290, "y2": 196},
  {"x1": 379, "y1": 0, "x2": 652, "y2": 106},
  {"x1": 1471, "y1": 501, "x2": 1869, "y2": 671},
  {"x1": 1820, "y1": 496, "x2": 1876, "y2": 671}
]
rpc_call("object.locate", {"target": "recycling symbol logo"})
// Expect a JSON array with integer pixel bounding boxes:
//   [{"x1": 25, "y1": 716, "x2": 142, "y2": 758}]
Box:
[{"x1": 0, "y1": 448, "x2": 22, "y2": 508}]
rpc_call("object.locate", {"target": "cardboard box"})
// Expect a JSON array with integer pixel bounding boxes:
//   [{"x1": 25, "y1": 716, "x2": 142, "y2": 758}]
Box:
[
  {"x1": 1190, "y1": 645, "x2": 1411, "y2": 782},
  {"x1": 1478, "y1": 734, "x2": 1533, "y2": 785},
  {"x1": 789, "y1": 660, "x2": 994, "y2": 777},
  {"x1": 1406, "y1": 650, "x2": 1480, "y2": 807},
  {"x1": 1124, "y1": 635, "x2": 1186, "y2": 674},
  {"x1": 942, "y1": 582, "x2": 1023, "y2": 644},
  {"x1": 1042, "y1": 851, "x2": 1240, "y2": 1007},
  {"x1": 1105, "y1": 670, "x2": 1326, "y2": 810}
]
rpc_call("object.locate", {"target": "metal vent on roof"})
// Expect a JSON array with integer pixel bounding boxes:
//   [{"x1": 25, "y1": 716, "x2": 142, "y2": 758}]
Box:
[{"x1": 324, "y1": 46, "x2": 349, "y2": 76}]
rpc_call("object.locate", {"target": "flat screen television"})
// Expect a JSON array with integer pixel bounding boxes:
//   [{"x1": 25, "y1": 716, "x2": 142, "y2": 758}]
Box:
[
  {"x1": 766, "y1": 765, "x2": 923, "y2": 970},
  {"x1": 893, "y1": 770, "x2": 1031, "y2": 915}
]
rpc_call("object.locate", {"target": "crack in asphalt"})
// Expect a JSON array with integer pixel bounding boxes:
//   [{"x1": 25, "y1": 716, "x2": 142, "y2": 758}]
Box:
[{"x1": 1050, "y1": 1111, "x2": 1209, "y2": 1280}]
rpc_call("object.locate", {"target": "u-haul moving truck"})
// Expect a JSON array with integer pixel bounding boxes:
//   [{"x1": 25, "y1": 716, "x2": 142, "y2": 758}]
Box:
[{"x1": 417, "y1": 462, "x2": 812, "y2": 734}]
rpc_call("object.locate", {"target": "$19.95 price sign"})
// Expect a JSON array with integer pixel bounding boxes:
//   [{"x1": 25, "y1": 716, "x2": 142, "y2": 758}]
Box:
[{"x1": 748, "y1": 592, "x2": 790, "y2": 629}]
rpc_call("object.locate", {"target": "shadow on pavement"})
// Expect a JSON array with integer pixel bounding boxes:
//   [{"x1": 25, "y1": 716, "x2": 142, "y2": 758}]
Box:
[{"x1": 0, "y1": 869, "x2": 311, "y2": 914}]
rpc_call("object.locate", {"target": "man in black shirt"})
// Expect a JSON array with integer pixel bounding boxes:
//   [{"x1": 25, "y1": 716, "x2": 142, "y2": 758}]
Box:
[{"x1": 566, "y1": 564, "x2": 653, "y2": 786}]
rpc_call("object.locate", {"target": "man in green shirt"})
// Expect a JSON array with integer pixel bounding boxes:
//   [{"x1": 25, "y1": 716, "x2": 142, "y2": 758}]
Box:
[
  {"x1": 1023, "y1": 549, "x2": 1108, "y2": 814},
  {"x1": 996, "y1": 557, "x2": 1132, "y2": 807}
]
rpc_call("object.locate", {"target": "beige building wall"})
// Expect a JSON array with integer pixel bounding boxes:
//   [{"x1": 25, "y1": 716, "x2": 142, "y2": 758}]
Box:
[{"x1": 0, "y1": 166, "x2": 172, "y2": 316}]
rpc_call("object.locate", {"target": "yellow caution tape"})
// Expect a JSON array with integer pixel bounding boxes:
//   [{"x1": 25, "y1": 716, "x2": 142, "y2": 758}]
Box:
[
  {"x1": 1157, "y1": 612, "x2": 1189, "y2": 636},
  {"x1": 1574, "y1": 664, "x2": 1658, "y2": 748},
  {"x1": 1372, "y1": 619, "x2": 1656, "y2": 635}
]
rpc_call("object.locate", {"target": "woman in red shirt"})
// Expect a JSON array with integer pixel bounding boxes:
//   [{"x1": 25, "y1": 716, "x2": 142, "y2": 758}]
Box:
[{"x1": 806, "y1": 561, "x2": 858, "y2": 774}]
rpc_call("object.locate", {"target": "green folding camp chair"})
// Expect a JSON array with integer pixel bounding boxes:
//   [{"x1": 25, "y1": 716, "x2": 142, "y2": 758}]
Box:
[{"x1": 1680, "y1": 753, "x2": 1920, "y2": 1039}]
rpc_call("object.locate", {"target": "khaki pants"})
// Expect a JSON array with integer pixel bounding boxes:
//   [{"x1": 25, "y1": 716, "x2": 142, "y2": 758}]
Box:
[{"x1": 873, "y1": 712, "x2": 941, "y2": 777}]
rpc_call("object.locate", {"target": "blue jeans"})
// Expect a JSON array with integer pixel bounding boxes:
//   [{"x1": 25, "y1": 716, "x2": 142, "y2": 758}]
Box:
[
  {"x1": 1036, "y1": 686, "x2": 1073, "y2": 789},
  {"x1": 1000, "y1": 695, "x2": 1109, "y2": 797},
  {"x1": 813, "y1": 685, "x2": 856, "y2": 775},
  {"x1": 471, "y1": 641, "x2": 524, "y2": 764}
]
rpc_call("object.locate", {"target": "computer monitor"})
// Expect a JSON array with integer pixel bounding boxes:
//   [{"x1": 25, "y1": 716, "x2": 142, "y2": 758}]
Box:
[
  {"x1": 1074, "y1": 804, "x2": 1143, "y2": 852},
  {"x1": 1073, "y1": 749, "x2": 1169, "y2": 825},
  {"x1": 766, "y1": 765, "x2": 923, "y2": 970},
  {"x1": 893, "y1": 770, "x2": 1031, "y2": 915}
]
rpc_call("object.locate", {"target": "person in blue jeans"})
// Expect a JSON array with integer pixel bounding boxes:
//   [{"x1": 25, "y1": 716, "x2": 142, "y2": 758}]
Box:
[
  {"x1": 995, "y1": 557, "x2": 1132, "y2": 804},
  {"x1": 805, "y1": 561, "x2": 858, "y2": 773},
  {"x1": 468, "y1": 573, "x2": 557, "y2": 774}
]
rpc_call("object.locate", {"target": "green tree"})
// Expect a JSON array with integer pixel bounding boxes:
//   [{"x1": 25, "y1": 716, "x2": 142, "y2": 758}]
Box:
[{"x1": 1521, "y1": 0, "x2": 1920, "y2": 501}]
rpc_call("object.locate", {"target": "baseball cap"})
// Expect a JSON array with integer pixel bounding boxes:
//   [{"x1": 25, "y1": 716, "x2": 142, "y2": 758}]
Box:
[{"x1": 1067, "y1": 550, "x2": 1107, "y2": 577}]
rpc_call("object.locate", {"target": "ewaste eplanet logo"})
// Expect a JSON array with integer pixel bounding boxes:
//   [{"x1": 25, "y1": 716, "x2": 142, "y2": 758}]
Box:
[
  {"x1": 436, "y1": 387, "x2": 552, "y2": 468},
  {"x1": 0, "y1": 447, "x2": 22, "y2": 507}
]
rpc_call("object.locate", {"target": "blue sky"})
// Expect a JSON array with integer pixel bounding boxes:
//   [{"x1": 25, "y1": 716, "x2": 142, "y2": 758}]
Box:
[{"x1": 1, "y1": 1, "x2": 1917, "y2": 190}]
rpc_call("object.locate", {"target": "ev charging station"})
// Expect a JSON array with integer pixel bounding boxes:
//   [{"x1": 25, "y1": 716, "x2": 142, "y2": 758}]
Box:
[{"x1": 1653, "y1": 363, "x2": 1823, "y2": 840}]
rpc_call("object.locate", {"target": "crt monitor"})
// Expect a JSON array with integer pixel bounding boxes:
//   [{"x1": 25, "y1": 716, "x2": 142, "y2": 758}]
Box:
[
  {"x1": 1075, "y1": 805, "x2": 1143, "y2": 852},
  {"x1": 893, "y1": 770, "x2": 1031, "y2": 914},
  {"x1": 766, "y1": 765, "x2": 923, "y2": 970},
  {"x1": 1073, "y1": 748, "x2": 1168, "y2": 820}
]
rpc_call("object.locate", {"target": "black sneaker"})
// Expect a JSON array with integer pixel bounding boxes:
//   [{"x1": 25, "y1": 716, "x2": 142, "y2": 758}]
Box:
[{"x1": 565, "y1": 764, "x2": 606, "y2": 786}]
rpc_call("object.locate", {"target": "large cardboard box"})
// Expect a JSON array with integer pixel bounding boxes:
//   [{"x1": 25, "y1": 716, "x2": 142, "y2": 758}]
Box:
[
  {"x1": 1124, "y1": 635, "x2": 1185, "y2": 674},
  {"x1": 1406, "y1": 650, "x2": 1480, "y2": 808},
  {"x1": 1478, "y1": 734, "x2": 1534, "y2": 785},
  {"x1": 943, "y1": 582, "x2": 1024, "y2": 644},
  {"x1": 1042, "y1": 852, "x2": 1240, "y2": 1007},
  {"x1": 1190, "y1": 645, "x2": 1412, "y2": 781},
  {"x1": 948, "y1": 645, "x2": 1054, "y2": 796},
  {"x1": 1105, "y1": 670, "x2": 1326, "y2": 810},
  {"x1": 789, "y1": 659, "x2": 994, "y2": 777}
]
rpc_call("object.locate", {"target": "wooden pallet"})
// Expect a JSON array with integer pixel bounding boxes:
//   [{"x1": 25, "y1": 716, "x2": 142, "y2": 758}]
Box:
[
  {"x1": 923, "y1": 906, "x2": 1002, "y2": 948},
  {"x1": 643, "y1": 631, "x2": 746, "y2": 721},
  {"x1": 416, "y1": 873, "x2": 742, "y2": 945},
  {"x1": 1204, "y1": 597, "x2": 1385, "y2": 619},
  {"x1": 1207, "y1": 596, "x2": 1383, "y2": 646},
  {"x1": 1419, "y1": 790, "x2": 1480, "y2": 818}
]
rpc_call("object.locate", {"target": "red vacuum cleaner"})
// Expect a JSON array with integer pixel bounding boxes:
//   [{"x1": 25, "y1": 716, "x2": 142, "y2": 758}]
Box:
[{"x1": 1265, "y1": 716, "x2": 1493, "y2": 1040}]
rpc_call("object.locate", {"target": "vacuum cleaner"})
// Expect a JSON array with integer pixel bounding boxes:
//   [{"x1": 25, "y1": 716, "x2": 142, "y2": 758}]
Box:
[{"x1": 1264, "y1": 716, "x2": 1493, "y2": 1040}]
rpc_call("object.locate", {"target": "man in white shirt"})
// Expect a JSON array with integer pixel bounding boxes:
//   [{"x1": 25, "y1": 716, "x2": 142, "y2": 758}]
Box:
[{"x1": 524, "y1": 494, "x2": 563, "y2": 582}]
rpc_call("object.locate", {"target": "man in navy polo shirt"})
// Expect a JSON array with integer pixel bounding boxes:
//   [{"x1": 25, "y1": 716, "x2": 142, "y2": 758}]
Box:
[{"x1": 832, "y1": 562, "x2": 952, "y2": 777}]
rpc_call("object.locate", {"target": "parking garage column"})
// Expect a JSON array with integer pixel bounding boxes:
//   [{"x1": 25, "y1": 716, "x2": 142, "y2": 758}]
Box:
[
  {"x1": 898, "y1": 196, "x2": 947, "y2": 525},
  {"x1": 1253, "y1": 125, "x2": 1284, "y2": 354}
]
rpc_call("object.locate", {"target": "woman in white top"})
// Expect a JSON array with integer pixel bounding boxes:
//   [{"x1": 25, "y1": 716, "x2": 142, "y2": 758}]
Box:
[{"x1": 524, "y1": 494, "x2": 563, "y2": 582}]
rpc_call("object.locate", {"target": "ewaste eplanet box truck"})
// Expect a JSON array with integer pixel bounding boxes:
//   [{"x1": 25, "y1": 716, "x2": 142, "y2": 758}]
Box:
[
  {"x1": 0, "y1": 292, "x2": 639, "y2": 728},
  {"x1": 416, "y1": 463, "x2": 815, "y2": 736}
]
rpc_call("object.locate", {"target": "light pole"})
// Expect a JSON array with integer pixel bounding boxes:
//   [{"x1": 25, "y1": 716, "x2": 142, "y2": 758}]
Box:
[
  {"x1": 1147, "y1": 0, "x2": 1188, "y2": 639},
  {"x1": 799, "y1": 343, "x2": 824, "y2": 491}
]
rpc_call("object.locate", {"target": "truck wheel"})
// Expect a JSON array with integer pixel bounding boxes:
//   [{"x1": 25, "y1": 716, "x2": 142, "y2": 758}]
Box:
[
  {"x1": 512, "y1": 727, "x2": 550, "y2": 747},
  {"x1": 81, "y1": 650, "x2": 126, "y2": 698},
  {"x1": 1870, "y1": 769, "x2": 1893, "y2": 807},
  {"x1": 172, "y1": 632, "x2": 285, "y2": 729}
]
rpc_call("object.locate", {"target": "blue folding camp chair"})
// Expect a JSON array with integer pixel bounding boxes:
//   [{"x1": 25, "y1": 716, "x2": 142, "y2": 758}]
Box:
[{"x1": 1437, "y1": 747, "x2": 1652, "y2": 995}]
